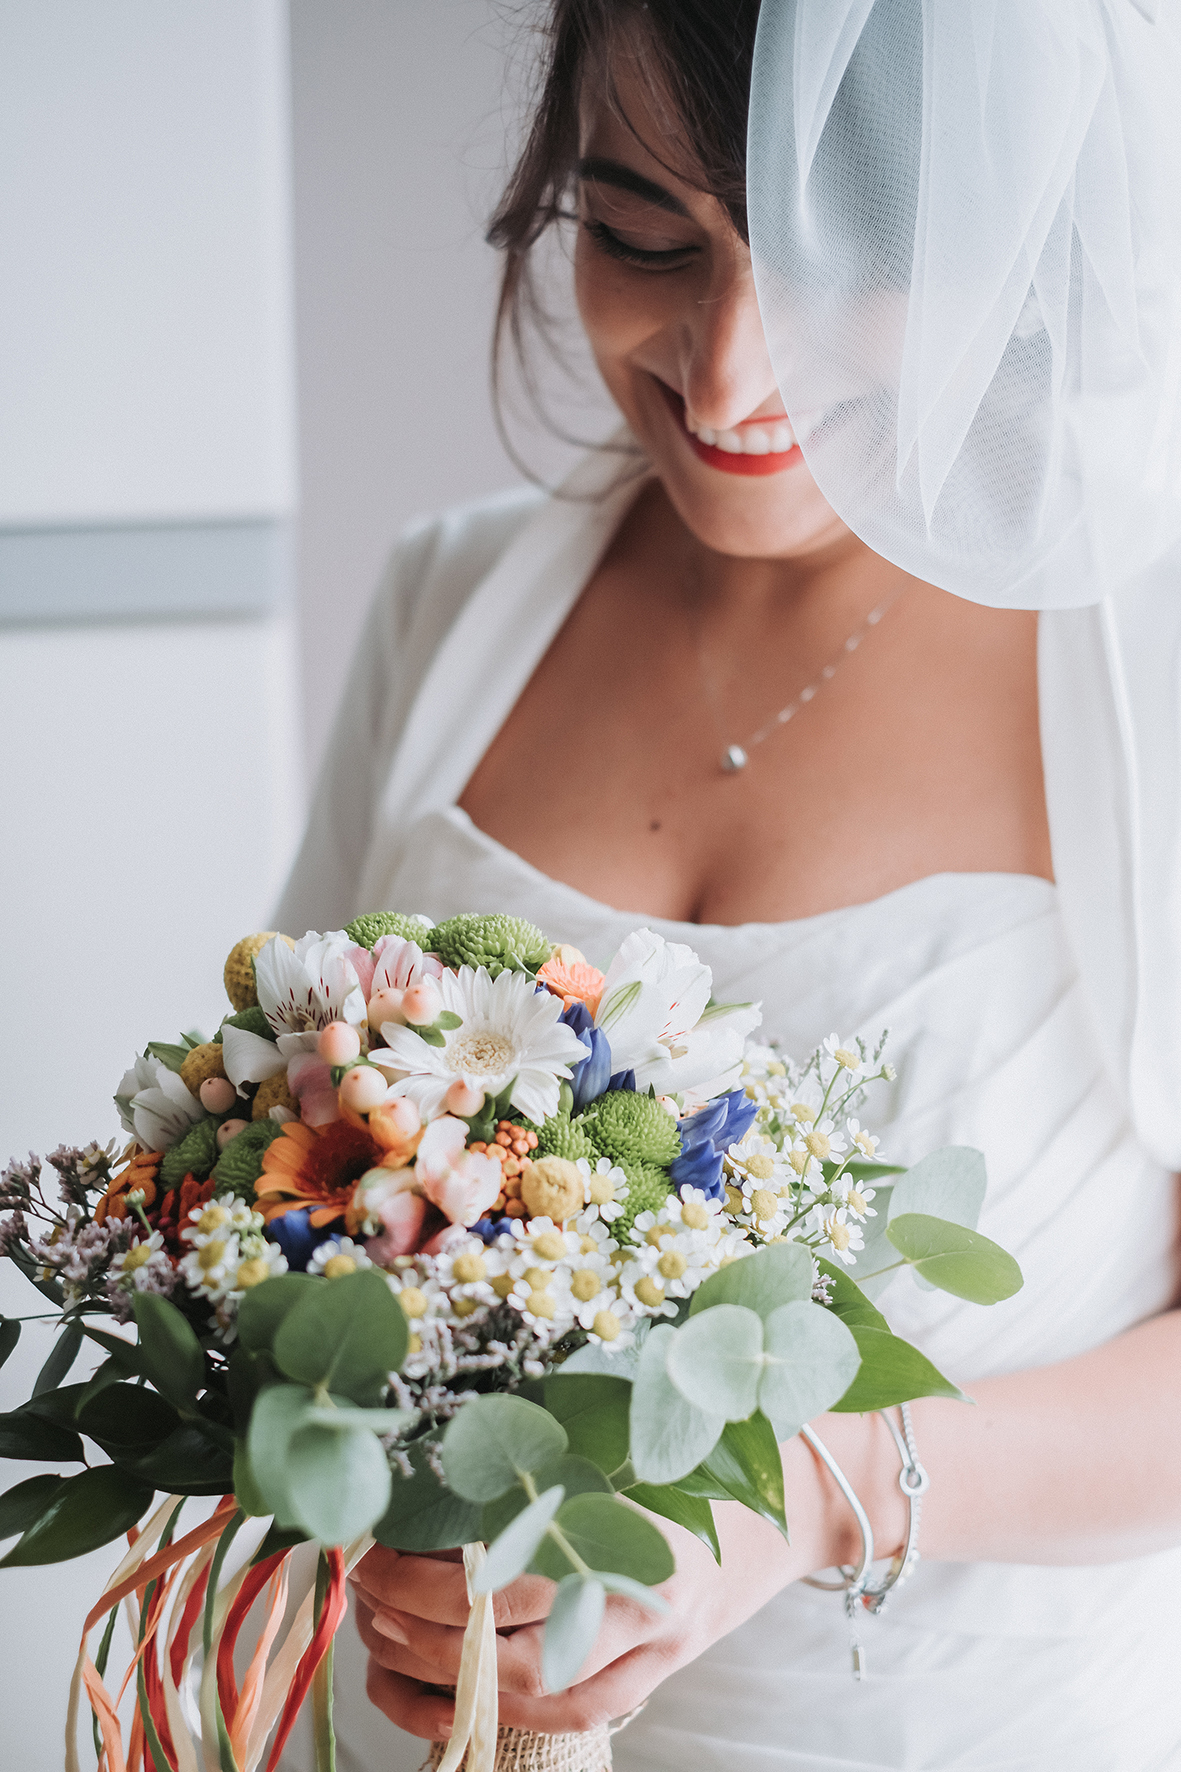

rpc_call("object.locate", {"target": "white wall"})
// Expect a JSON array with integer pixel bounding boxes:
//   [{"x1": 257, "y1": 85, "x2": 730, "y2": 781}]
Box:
[{"x1": 0, "y1": 5, "x2": 301, "y2": 1766}]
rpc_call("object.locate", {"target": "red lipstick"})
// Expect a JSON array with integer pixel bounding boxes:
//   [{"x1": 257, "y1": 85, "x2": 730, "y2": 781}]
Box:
[{"x1": 657, "y1": 381, "x2": 803, "y2": 477}]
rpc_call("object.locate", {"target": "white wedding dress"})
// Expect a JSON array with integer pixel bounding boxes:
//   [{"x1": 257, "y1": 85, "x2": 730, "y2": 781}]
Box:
[{"x1": 276, "y1": 459, "x2": 1181, "y2": 1771}]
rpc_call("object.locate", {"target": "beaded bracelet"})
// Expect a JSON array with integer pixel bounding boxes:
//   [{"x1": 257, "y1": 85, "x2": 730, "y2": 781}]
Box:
[{"x1": 800, "y1": 1403, "x2": 930, "y2": 1679}]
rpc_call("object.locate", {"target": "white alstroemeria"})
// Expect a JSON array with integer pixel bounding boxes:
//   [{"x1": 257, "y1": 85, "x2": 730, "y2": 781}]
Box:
[
  {"x1": 369, "y1": 965, "x2": 586, "y2": 1124},
  {"x1": 223, "y1": 929, "x2": 369, "y2": 1090},
  {"x1": 115, "y1": 1054, "x2": 205, "y2": 1150},
  {"x1": 220, "y1": 1023, "x2": 285, "y2": 1089},
  {"x1": 594, "y1": 928, "x2": 762, "y2": 1094}
]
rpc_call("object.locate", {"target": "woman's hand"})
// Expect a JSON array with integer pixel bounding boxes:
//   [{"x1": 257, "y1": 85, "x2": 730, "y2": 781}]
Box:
[{"x1": 351, "y1": 1426, "x2": 886, "y2": 1739}]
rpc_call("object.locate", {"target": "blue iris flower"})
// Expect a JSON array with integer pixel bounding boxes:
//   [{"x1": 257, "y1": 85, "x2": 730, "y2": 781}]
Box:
[
  {"x1": 669, "y1": 1087, "x2": 758, "y2": 1201},
  {"x1": 561, "y1": 1000, "x2": 614, "y2": 1111},
  {"x1": 266, "y1": 1207, "x2": 321, "y2": 1272},
  {"x1": 608, "y1": 1068, "x2": 636, "y2": 1093},
  {"x1": 470, "y1": 1215, "x2": 512, "y2": 1244}
]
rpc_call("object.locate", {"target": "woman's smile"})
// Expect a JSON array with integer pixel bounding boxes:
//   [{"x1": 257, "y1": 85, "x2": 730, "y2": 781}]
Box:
[{"x1": 655, "y1": 379, "x2": 804, "y2": 477}]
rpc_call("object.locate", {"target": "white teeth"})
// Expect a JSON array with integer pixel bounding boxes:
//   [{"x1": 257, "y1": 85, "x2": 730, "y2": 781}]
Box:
[
  {"x1": 742, "y1": 430, "x2": 770, "y2": 455},
  {"x1": 715, "y1": 429, "x2": 744, "y2": 453},
  {"x1": 769, "y1": 423, "x2": 795, "y2": 452},
  {"x1": 684, "y1": 411, "x2": 798, "y2": 454},
  {"x1": 696, "y1": 425, "x2": 716, "y2": 445}
]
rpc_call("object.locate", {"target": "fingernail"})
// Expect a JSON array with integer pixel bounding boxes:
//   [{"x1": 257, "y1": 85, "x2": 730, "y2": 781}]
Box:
[{"x1": 372, "y1": 1609, "x2": 410, "y2": 1645}]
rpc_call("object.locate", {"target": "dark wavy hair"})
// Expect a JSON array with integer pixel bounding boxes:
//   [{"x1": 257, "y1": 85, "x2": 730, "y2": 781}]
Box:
[{"x1": 486, "y1": 0, "x2": 762, "y2": 455}]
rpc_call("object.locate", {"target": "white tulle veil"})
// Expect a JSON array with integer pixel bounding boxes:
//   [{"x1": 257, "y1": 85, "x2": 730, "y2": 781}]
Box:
[{"x1": 747, "y1": 0, "x2": 1181, "y2": 609}]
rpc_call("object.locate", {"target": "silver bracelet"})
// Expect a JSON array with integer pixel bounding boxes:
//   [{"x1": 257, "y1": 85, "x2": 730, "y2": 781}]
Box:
[{"x1": 800, "y1": 1403, "x2": 930, "y2": 1679}]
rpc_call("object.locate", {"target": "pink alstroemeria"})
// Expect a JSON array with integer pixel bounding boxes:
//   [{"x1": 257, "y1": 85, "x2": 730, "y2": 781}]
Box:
[
  {"x1": 365, "y1": 1191, "x2": 429, "y2": 1261},
  {"x1": 414, "y1": 1116, "x2": 503, "y2": 1227},
  {"x1": 286, "y1": 1052, "x2": 341, "y2": 1127}
]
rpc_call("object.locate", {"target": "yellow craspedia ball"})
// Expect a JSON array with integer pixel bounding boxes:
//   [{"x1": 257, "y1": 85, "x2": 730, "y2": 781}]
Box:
[
  {"x1": 223, "y1": 933, "x2": 294, "y2": 1011},
  {"x1": 520, "y1": 1156, "x2": 584, "y2": 1225},
  {"x1": 179, "y1": 1042, "x2": 226, "y2": 1096},
  {"x1": 252, "y1": 1073, "x2": 299, "y2": 1121}
]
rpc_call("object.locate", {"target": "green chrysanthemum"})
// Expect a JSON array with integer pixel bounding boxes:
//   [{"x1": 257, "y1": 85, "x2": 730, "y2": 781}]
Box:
[
  {"x1": 427, "y1": 912, "x2": 552, "y2": 978},
  {"x1": 209, "y1": 1119, "x2": 283, "y2": 1199},
  {"x1": 159, "y1": 1119, "x2": 221, "y2": 1190},
  {"x1": 213, "y1": 1005, "x2": 274, "y2": 1046},
  {"x1": 613, "y1": 1161, "x2": 673, "y2": 1238},
  {"x1": 537, "y1": 1114, "x2": 596, "y2": 1164},
  {"x1": 580, "y1": 1090, "x2": 682, "y2": 1169},
  {"x1": 345, "y1": 910, "x2": 432, "y2": 951}
]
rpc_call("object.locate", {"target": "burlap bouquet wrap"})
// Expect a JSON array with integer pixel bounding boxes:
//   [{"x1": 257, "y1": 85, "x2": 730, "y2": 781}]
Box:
[{"x1": 420, "y1": 1548, "x2": 619, "y2": 1772}]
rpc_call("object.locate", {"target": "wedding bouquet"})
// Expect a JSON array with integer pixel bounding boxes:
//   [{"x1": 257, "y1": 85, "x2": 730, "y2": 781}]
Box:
[{"x1": 0, "y1": 910, "x2": 1022, "y2": 1772}]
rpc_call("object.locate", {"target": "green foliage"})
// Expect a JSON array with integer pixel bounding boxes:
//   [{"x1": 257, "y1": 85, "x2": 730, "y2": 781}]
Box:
[
  {"x1": 271, "y1": 1269, "x2": 408, "y2": 1404},
  {"x1": 693, "y1": 1414, "x2": 787, "y2": 1540},
  {"x1": 482, "y1": 1456, "x2": 611, "y2": 1543},
  {"x1": 427, "y1": 912, "x2": 551, "y2": 977},
  {"x1": 217, "y1": 1005, "x2": 275, "y2": 1043},
  {"x1": 542, "y1": 1575, "x2": 605, "y2": 1693},
  {"x1": 210, "y1": 1118, "x2": 283, "y2": 1194},
  {"x1": 579, "y1": 1091, "x2": 681, "y2": 1168},
  {"x1": 345, "y1": 910, "x2": 431, "y2": 951},
  {"x1": 236, "y1": 1272, "x2": 317, "y2": 1353},
  {"x1": 536, "y1": 1115, "x2": 596, "y2": 1164},
  {"x1": 286, "y1": 1421, "x2": 392, "y2": 1544},
  {"x1": 624, "y1": 1481, "x2": 719, "y2": 1562},
  {"x1": 531, "y1": 1492, "x2": 675, "y2": 1586},
  {"x1": 888, "y1": 1147, "x2": 987, "y2": 1230},
  {"x1": 132, "y1": 1293, "x2": 205, "y2": 1413},
  {"x1": 372, "y1": 1436, "x2": 483, "y2": 1552},
  {"x1": 246, "y1": 1384, "x2": 313, "y2": 1528},
  {"x1": 441, "y1": 1394, "x2": 568, "y2": 1502},
  {"x1": 0, "y1": 1474, "x2": 64, "y2": 1540},
  {"x1": 668, "y1": 1304, "x2": 764, "y2": 1419},
  {"x1": 664, "y1": 1298, "x2": 861, "y2": 1442},
  {"x1": 474, "y1": 1486, "x2": 566, "y2": 1592},
  {"x1": 0, "y1": 1405, "x2": 84, "y2": 1464},
  {"x1": 159, "y1": 1118, "x2": 221, "y2": 1189},
  {"x1": 128, "y1": 1425, "x2": 235, "y2": 1495},
  {"x1": 688, "y1": 1242, "x2": 812, "y2": 1321},
  {"x1": 78, "y1": 1382, "x2": 180, "y2": 1459},
  {"x1": 0, "y1": 1318, "x2": 19, "y2": 1369},
  {"x1": 32, "y1": 1323, "x2": 83, "y2": 1397},
  {"x1": 0, "y1": 1466, "x2": 154, "y2": 1566},
  {"x1": 832, "y1": 1326, "x2": 967, "y2": 1412},
  {"x1": 886, "y1": 1213, "x2": 1023, "y2": 1304},
  {"x1": 816, "y1": 1260, "x2": 888, "y2": 1330},
  {"x1": 543, "y1": 1375, "x2": 632, "y2": 1477},
  {"x1": 629, "y1": 1324, "x2": 725, "y2": 1485}
]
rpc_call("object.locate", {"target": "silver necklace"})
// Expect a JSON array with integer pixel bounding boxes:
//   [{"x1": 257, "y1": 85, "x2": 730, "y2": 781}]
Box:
[{"x1": 695, "y1": 584, "x2": 908, "y2": 774}]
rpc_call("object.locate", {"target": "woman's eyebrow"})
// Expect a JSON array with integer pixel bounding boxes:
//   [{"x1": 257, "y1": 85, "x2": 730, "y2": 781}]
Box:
[{"x1": 576, "y1": 156, "x2": 691, "y2": 218}]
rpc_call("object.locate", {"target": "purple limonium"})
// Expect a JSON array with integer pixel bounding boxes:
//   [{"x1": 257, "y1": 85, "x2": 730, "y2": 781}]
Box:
[
  {"x1": 670, "y1": 1088, "x2": 758, "y2": 1200},
  {"x1": 560, "y1": 1001, "x2": 613, "y2": 1110}
]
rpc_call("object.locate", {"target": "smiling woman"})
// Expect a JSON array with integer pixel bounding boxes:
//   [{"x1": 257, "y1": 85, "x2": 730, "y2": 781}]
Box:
[{"x1": 273, "y1": 2, "x2": 1181, "y2": 1770}]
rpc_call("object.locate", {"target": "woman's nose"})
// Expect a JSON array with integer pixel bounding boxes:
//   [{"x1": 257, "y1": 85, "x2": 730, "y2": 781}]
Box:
[{"x1": 679, "y1": 270, "x2": 780, "y2": 432}]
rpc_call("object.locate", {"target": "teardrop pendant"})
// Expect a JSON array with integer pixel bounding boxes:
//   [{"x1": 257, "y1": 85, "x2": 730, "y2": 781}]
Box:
[{"x1": 721, "y1": 744, "x2": 749, "y2": 772}]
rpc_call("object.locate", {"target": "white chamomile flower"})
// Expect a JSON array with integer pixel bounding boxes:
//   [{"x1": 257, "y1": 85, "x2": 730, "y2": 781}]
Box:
[
  {"x1": 563, "y1": 1249, "x2": 617, "y2": 1326},
  {"x1": 845, "y1": 1119, "x2": 882, "y2": 1163},
  {"x1": 617, "y1": 1256, "x2": 678, "y2": 1319},
  {"x1": 571, "y1": 1212, "x2": 619, "y2": 1258},
  {"x1": 725, "y1": 1130, "x2": 787, "y2": 1184},
  {"x1": 308, "y1": 1236, "x2": 372, "y2": 1278},
  {"x1": 578, "y1": 1157, "x2": 630, "y2": 1222},
  {"x1": 823, "y1": 1034, "x2": 864, "y2": 1080},
  {"x1": 109, "y1": 1231, "x2": 168, "y2": 1289},
  {"x1": 666, "y1": 1185, "x2": 725, "y2": 1234},
  {"x1": 809, "y1": 1204, "x2": 865, "y2": 1267},
  {"x1": 386, "y1": 1267, "x2": 447, "y2": 1324},
  {"x1": 508, "y1": 1261, "x2": 574, "y2": 1330},
  {"x1": 179, "y1": 1231, "x2": 241, "y2": 1301},
  {"x1": 183, "y1": 1194, "x2": 259, "y2": 1247}
]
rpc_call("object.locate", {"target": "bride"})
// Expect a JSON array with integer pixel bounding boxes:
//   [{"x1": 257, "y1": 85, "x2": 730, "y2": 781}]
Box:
[{"x1": 276, "y1": 2, "x2": 1181, "y2": 1766}]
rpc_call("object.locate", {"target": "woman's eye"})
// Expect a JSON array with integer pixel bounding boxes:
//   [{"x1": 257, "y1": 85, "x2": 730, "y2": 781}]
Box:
[{"x1": 582, "y1": 218, "x2": 698, "y2": 271}]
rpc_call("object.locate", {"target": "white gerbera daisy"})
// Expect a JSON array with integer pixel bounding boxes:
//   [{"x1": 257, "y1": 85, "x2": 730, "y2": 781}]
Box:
[{"x1": 369, "y1": 965, "x2": 586, "y2": 1124}]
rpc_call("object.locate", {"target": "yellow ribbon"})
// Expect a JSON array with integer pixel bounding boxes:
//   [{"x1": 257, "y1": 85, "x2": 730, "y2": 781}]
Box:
[{"x1": 434, "y1": 1543, "x2": 498, "y2": 1772}]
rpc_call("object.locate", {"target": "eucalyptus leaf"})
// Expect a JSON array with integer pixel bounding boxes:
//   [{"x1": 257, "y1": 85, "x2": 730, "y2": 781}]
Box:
[
  {"x1": 474, "y1": 1485, "x2": 565, "y2": 1593},
  {"x1": 272, "y1": 1269, "x2": 407, "y2": 1403},
  {"x1": 629, "y1": 1324, "x2": 724, "y2": 1485},
  {"x1": 532, "y1": 1492, "x2": 675, "y2": 1586},
  {"x1": 625, "y1": 1482, "x2": 719, "y2": 1563},
  {"x1": 697, "y1": 1412, "x2": 788, "y2": 1539},
  {"x1": 132, "y1": 1293, "x2": 205, "y2": 1412},
  {"x1": 542, "y1": 1574, "x2": 605, "y2": 1693},
  {"x1": 0, "y1": 1318, "x2": 20, "y2": 1369},
  {"x1": 0, "y1": 1407, "x2": 84, "y2": 1464},
  {"x1": 665, "y1": 1304, "x2": 764, "y2": 1421},
  {"x1": 373, "y1": 1435, "x2": 483, "y2": 1552},
  {"x1": 482, "y1": 1456, "x2": 611, "y2": 1544},
  {"x1": 247, "y1": 1383, "x2": 316, "y2": 1526},
  {"x1": 543, "y1": 1375, "x2": 632, "y2": 1476},
  {"x1": 758, "y1": 1301, "x2": 862, "y2": 1439},
  {"x1": 305, "y1": 1405, "x2": 415, "y2": 1434},
  {"x1": 286, "y1": 1421, "x2": 393, "y2": 1545},
  {"x1": 440, "y1": 1395, "x2": 568, "y2": 1503},
  {"x1": 236, "y1": 1273, "x2": 318, "y2": 1354},
  {"x1": 815, "y1": 1260, "x2": 888, "y2": 1331},
  {"x1": 0, "y1": 1474, "x2": 63, "y2": 1539},
  {"x1": 687, "y1": 1242, "x2": 812, "y2": 1321},
  {"x1": 832, "y1": 1326, "x2": 968, "y2": 1412},
  {"x1": 886, "y1": 1214, "x2": 1023, "y2": 1304},
  {"x1": 888, "y1": 1147, "x2": 986, "y2": 1231},
  {"x1": 233, "y1": 1439, "x2": 270, "y2": 1518},
  {"x1": 0, "y1": 1466, "x2": 154, "y2": 1567},
  {"x1": 558, "y1": 1338, "x2": 643, "y2": 1381}
]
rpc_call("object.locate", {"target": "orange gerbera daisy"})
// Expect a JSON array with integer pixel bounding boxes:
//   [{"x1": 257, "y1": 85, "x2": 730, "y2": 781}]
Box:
[
  {"x1": 256, "y1": 1120, "x2": 384, "y2": 1228},
  {"x1": 537, "y1": 946, "x2": 606, "y2": 1017},
  {"x1": 94, "y1": 1146, "x2": 162, "y2": 1225}
]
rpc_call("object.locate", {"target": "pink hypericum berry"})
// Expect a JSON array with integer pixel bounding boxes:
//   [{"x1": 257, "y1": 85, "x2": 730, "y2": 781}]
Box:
[
  {"x1": 367, "y1": 988, "x2": 406, "y2": 1031},
  {"x1": 338, "y1": 1066, "x2": 388, "y2": 1113},
  {"x1": 401, "y1": 979, "x2": 443, "y2": 1026},
  {"x1": 319, "y1": 1021, "x2": 361, "y2": 1065},
  {"x1": 199, "y1": 1076, "x2": 237, "y2": 1114},
  {"x1": 444, "y1": 1079, "x2": 485, "y2": 1117},
  {"x1": 217, "y1": 1119, "x2": 249, "y2": 1149}
]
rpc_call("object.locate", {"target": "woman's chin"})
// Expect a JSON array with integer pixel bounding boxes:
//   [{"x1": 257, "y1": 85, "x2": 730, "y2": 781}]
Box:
[{"x1": 654, "y1": 455, "x2": 844, "y2": 560}]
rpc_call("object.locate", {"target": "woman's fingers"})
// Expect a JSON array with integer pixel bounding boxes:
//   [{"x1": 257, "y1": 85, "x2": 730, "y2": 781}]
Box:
[
  {"x1": 364, "y1": 1657, "x2": 455, "y2": 1742},
  {"x1": 352, "y1": 1548, "x2": 553, "y2": 1629}
]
